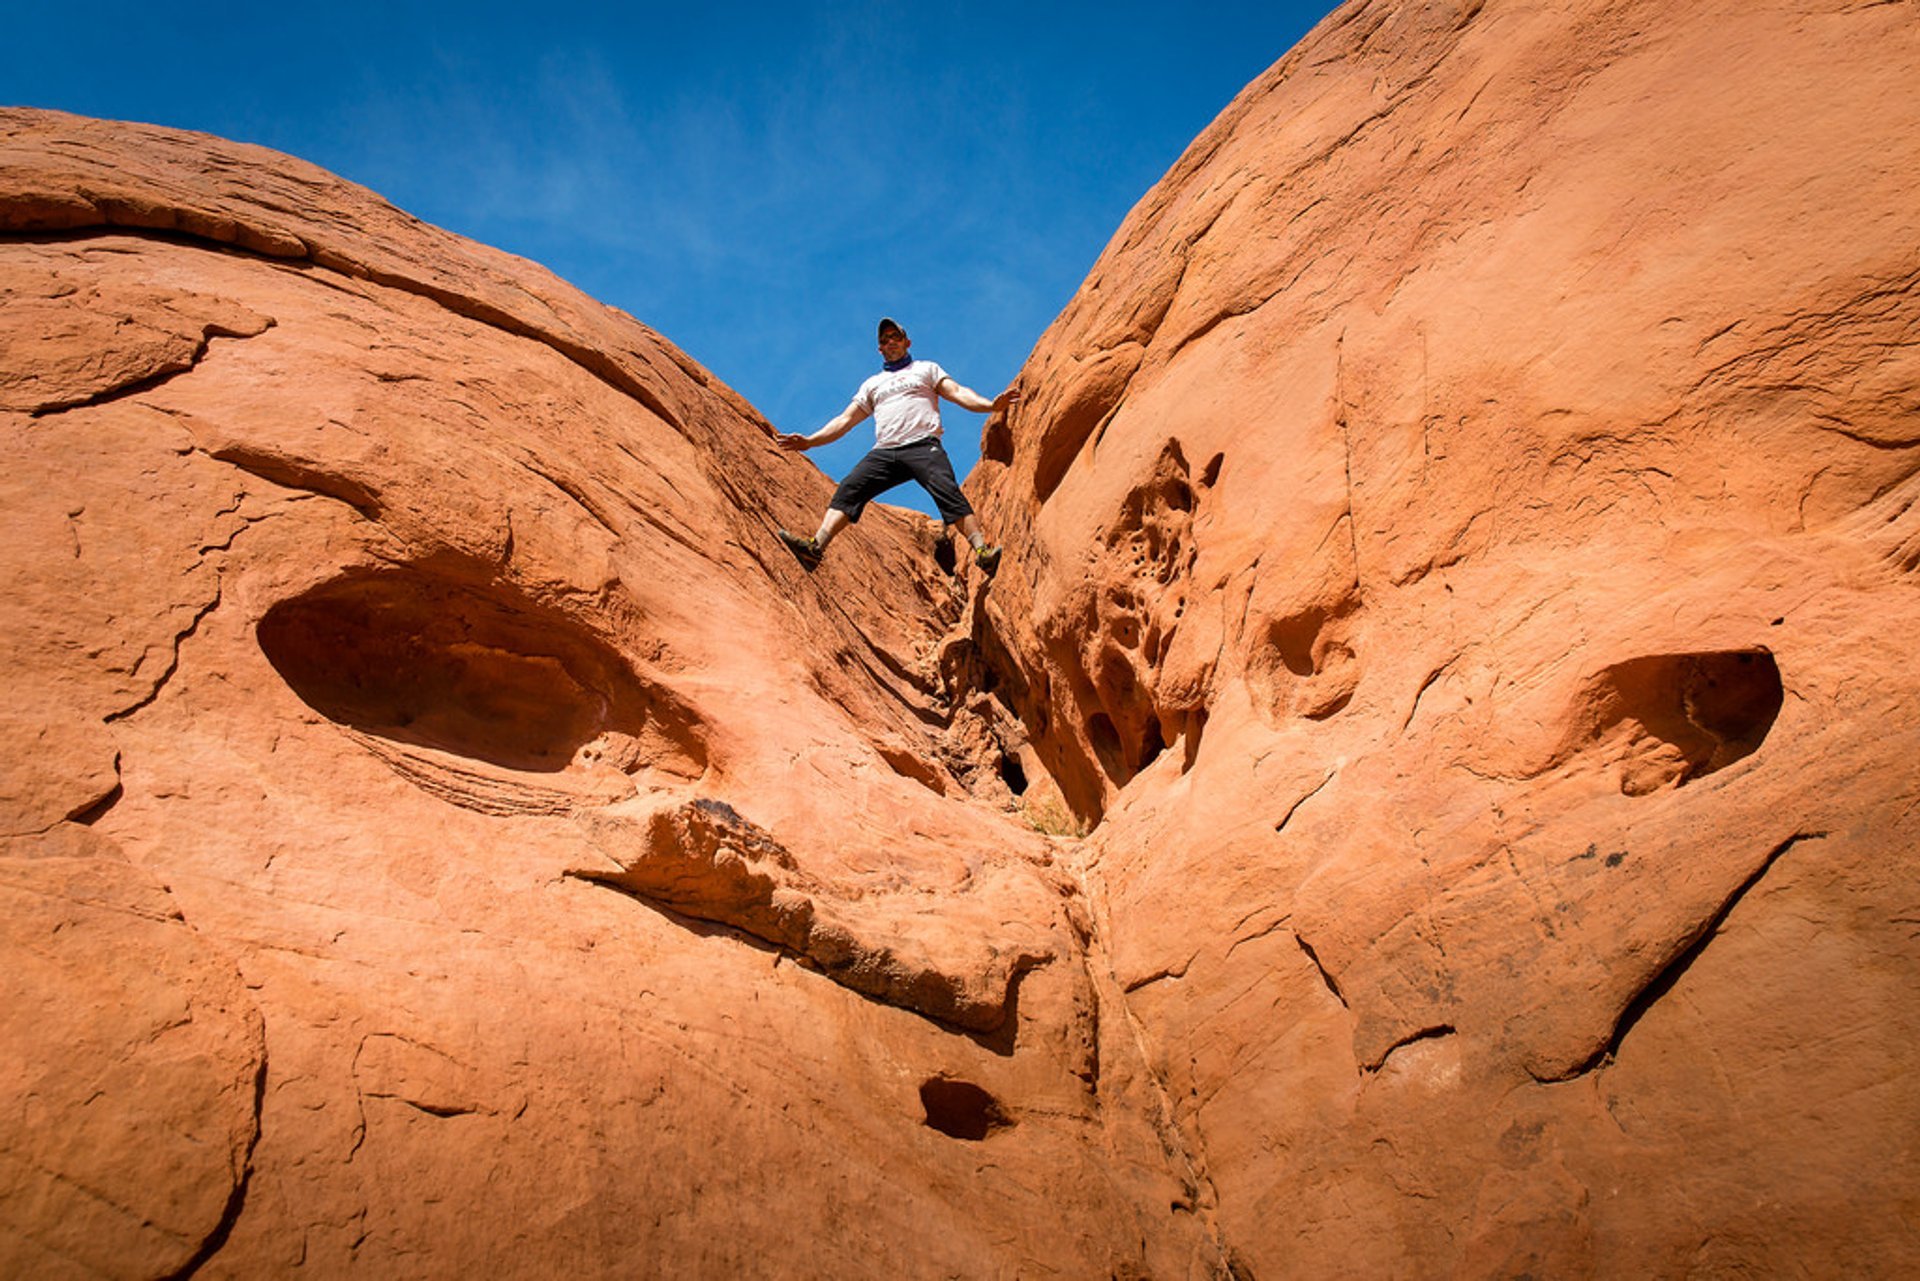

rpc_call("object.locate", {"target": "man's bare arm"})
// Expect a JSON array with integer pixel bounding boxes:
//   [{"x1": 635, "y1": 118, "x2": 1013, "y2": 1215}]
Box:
[
  {"x1": 779, "y1": 403, "x2": 870, "y2": 451},
  {"x1": 937, "y1": 376, "x2": 1021, "y2": 415}
]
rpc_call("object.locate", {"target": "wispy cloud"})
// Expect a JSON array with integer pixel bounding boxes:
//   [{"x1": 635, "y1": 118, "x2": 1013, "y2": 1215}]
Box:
[{"x1": 7, "y1": 0, "x2": 1336, "y2": 512}]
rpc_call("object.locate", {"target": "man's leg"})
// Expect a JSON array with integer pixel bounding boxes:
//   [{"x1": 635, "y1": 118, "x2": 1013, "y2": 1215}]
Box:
[
  {"x1": 778, "y1": 507, "x2": 850, "y2": 571},
  {"x1": 812, "y1": 508, "x2": 852, "y2": 550},
  {"x1": 906, "y1": 440, "x2": 1002, "y2": 572},
  {"x1": 779, "y1": 448, "x2": 909, "y2": 569},
  {"x1": 820, "y1": 446, "x2": 913, "y2": 550},
  {"x1": 957, "y1": 514, "x2": 1001, "y2": 573}
]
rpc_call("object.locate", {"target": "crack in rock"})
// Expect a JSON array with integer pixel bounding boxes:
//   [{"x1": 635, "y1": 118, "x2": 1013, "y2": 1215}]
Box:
[
  {"x1": 1363, "y1": 1024, "x2": 1456, "y2": 1075},
  {"x1": 1547, "y1": 831, "x2": 1830, "y2": 1081},
  {"x1": 1295, "y1": 932, "x2": 1349, "y2": 1010},
  {"x1": 105, "y1": 586, "x2": 222, "y2": 723},
  {"x1": 24, "y1": 320, "x2": 272, "y2": 419},
  {"x1": 162, "y1": 1045, "x2": 266, "y2": 1281}
]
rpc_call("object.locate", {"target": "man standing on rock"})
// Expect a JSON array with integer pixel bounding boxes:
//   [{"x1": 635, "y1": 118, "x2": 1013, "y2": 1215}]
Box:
[{"x1": 777, "y1": 318, "x2": 1018, "y2": 574}]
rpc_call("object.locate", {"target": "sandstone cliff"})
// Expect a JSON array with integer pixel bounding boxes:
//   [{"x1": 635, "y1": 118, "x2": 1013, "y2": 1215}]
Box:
[
  {"x1": 5, "y1": 0, "x2": 1919, "y2": 1275},
  {"x1": 970, "y1": 0, "x2": 1920, "y2": 1273},
  {"x1": 0, "y1": 108, "x2": 1190, "y2": 1277}
]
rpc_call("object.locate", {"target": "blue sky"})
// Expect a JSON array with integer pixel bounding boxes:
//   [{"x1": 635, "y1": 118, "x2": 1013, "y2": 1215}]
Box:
[{"x1": 6, "y1": 1, "x2": 1339, "y2": 513}]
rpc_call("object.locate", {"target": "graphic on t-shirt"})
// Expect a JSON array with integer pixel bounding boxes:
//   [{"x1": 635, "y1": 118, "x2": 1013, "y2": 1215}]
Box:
[{"x1": 851, "y1": 360, "x2": 950, "y2": 449}]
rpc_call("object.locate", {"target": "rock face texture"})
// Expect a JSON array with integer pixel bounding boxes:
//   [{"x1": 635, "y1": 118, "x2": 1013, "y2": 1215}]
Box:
[
  {"x1": 3, "y1": 0, "x2": 1918, "y2": 1275},
  {"x1": 969, "y1": 0, "x2": 1920, "y2": 1274},
  {"x1": 0, "y1": 109, "x2": 1188, "y2": 1277}
]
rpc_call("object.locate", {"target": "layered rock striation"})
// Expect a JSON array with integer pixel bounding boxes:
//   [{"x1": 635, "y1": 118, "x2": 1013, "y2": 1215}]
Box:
[{"x1": 5, "y1": 0, "x2": 1920, "y2": 1274}]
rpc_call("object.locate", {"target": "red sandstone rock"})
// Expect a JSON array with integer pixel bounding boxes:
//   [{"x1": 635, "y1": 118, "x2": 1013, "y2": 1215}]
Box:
[
  {"x1": 0, "y1": 847, "x2": 263, "y2": 1277},
  {"x1": 4, "y1": 0, "x2": 1920, "y2": 1273},
  {"x1": 0, "y1": 109, "x2": 1190, "y2": 1277},
  {"x1": 970, "y1": 0, "x2": 1920, "y2": 1273}
]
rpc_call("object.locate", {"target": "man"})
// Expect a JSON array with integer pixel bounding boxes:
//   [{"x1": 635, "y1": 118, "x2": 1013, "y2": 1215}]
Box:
[{"x1": 777, "y1": 318, "x2": 1019, "y2": 573}]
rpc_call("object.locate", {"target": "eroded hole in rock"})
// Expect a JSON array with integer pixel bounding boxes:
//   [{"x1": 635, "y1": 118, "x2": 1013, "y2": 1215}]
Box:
[
  {"x1": 259, "y1": 567, "x2": 706, "y2": 776},
  {"x1": 980, "y1": 414, "x2": 1014, "y2": 466},
  {"x1": 1099, "y1": 649, "x2": 1139, "y2": 700},
  {"x1": 1271, "y1": 607, "x2": 1327, "y2": 677},
  {"x1": 1307, "y1": 687, "x2": 1355, "y2": 720},
  {"x1": 1248, "y1": 598, "x2": 1362, "y2": 726},
  {"x1": 1082, "y1": 700, "x2": 1172, "y2": 790},
  {"x1": 1105, "y1": 441, "x2": 1197, "y2": 586},
  {"x1": 1159, "y1": 473, "x2": 1194, "y2": 514},
  {"x1": 1086, "y1": 713, "x2": 1126, "y2": 782},
  {"x1": 1034, "y1": 354, "x2": 1135, "y2": 502},
  {"x1": 71, "y1": 783, "x2": 125, "y2": 826},
  {"x1": 1303, "y1": 642, "x2": 1357, "y2": 720},
  {"x1": 1586, "y1": 649, "x2": 1784, "y2": 795},
  {"x1": 919, "y1": 1078, "x2": 1010, "y2": 1141},
  {"x1": 1137, "y1": 717, "x2": 1167, "y2": 772},
  {"x1": 999, "y1": 753, "x2": 1029, "y2": 796}
]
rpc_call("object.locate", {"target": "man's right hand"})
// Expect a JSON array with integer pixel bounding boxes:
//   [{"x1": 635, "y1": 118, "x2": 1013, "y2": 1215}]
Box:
[{"x1": 778, "y1": 433, "x2": 813, "y2": 452}]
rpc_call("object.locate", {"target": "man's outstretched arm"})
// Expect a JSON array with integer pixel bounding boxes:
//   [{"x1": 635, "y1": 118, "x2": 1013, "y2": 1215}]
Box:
[
  {"x1": 936, "y1": 376, "x2": 1021, "y2": 415},
  {"x1": 779, "y1": 403, "x2": 870, "y2": 451}
]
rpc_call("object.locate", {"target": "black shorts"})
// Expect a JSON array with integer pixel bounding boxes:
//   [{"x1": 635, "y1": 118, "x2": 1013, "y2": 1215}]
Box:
[{"x1": 828, "y1": 437, "x2": 974, "y2": 524}]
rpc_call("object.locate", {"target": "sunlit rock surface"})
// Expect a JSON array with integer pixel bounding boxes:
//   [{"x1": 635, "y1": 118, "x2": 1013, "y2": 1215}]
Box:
[
  {"x1": 0, "y1": 107, "x2": 1189, "y2": 1277},
  {"x1": 972, "y1": 0, "x2": 1920, "y2": 1274},
  {"x1": 5, "y1": 0, "x2": 1919, "y2": 1274}
]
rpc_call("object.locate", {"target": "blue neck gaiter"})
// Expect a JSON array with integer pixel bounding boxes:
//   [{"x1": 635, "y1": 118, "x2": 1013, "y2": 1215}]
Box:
[{"x1": 883, "y1": 354, "x2": 913, "y2": 371}]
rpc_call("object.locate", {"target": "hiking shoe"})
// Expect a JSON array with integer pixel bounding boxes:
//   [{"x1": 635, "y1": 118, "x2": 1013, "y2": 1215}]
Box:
[
  {"x1": 973, "y1": 544, "x2": 1003, "y2": 576},
  {"x1": 778, "y1": 529, "x2": 823, "y2": 571}
]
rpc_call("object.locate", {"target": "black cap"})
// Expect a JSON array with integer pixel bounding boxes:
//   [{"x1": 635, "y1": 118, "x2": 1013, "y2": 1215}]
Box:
[{"x1": 877, "y1": 317, "x2": 907, "y2": 341}]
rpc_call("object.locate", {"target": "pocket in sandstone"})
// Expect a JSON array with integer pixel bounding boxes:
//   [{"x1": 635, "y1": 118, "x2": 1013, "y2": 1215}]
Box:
[
  {"x1": 1565, "y1": 650, "x2": 1784, "y2": 796},
  {"x1": 1248, "y1": 600, "x2": 1363, "y2": 723},
  {"x1": 257, "y1": 565, "x2": 707, "y2": 815},
  {"x1": 1085, "y1": 648, "x2": 1171, "y2": 786},
  {"x1": 1103, "y1": 443, "x2": 1197, "y2": 590},
  {"x1": 919, "y1": 1076, "x2": 1012, "y2": 1141},
  {"x1": 1028, "y1": 343, "x2": 1144, "y2": 500}
]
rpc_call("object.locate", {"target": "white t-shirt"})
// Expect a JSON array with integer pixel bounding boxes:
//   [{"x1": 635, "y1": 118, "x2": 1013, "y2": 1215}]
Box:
[{"x1": 848, "y1": 360, "x2": 949, "y2": 450}]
